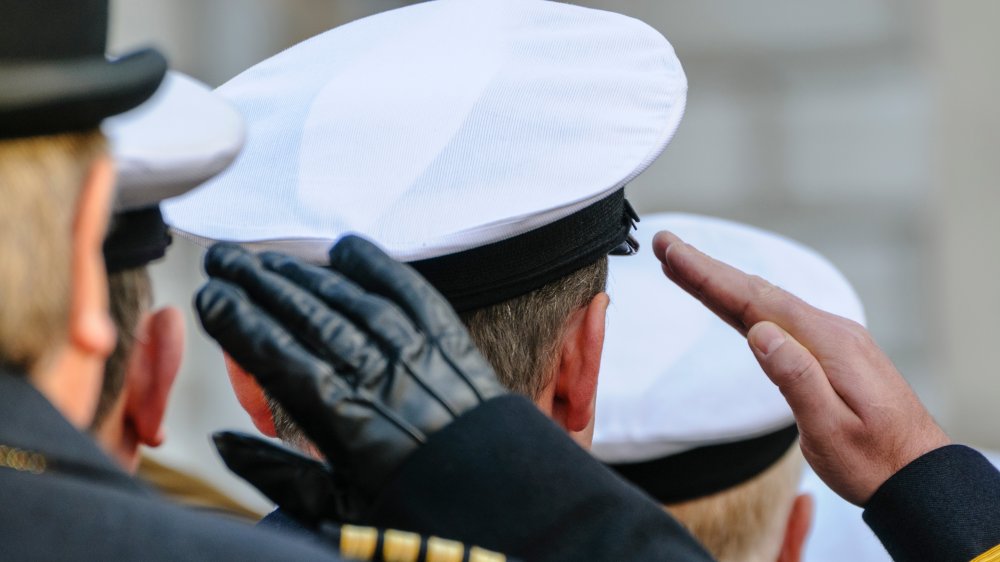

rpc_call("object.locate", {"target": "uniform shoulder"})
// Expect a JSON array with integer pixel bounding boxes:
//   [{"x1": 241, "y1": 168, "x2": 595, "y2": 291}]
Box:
[{"x1": 0, "y1": 468, "x2": 336, "y2": 560}]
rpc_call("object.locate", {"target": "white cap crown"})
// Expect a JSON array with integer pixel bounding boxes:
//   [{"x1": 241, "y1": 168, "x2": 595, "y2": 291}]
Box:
[{"x1": 163, "y1": 0, "x2": 686, "y2": 265}]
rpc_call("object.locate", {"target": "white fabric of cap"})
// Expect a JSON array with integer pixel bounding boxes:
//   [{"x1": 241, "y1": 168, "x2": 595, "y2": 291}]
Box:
[
  {"x1": 162, "y1": 0, "x2": 686, "y2": 263},
  {"x1": 104, "y1": 71, "x2": 245, "y2": 212},
  {"x1": 592, "y1": 213, "x2": 867, "y2": 464}
]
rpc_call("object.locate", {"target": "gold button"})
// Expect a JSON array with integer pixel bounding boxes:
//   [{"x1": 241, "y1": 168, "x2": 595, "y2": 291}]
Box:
[
  {"x1": 469, "y1": 546, "x2": 506, "y2": 562},
  {"x1": 340, "y1": 525, "x2": 378, "y2": 560},
  {"x1": 382, "y1": 529, "x2": 421, "y2": 562},
  {"x1": 426, "y1": 537, "x2": 464, "y2": 562}
]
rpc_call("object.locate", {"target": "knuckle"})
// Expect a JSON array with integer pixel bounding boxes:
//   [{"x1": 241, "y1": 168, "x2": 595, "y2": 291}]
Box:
[
  {"x1": 741, "y1": 275, "x2": 783, "y2": 323},
  {"x1": 776, "y1": 350, "x2": 820, "y2": 388},
  {"x1": 747, "y1": 274, "x2": 776, "y2": 298},
  {"x1": 787, "y1": 358, "x2": 818, "y2": 386},
  {"x1": 684, "y1": 266, "x2": 714, "y2": 297},
  {"x1": 840, "y1": 320, "x2": 875, "y2": 351}
]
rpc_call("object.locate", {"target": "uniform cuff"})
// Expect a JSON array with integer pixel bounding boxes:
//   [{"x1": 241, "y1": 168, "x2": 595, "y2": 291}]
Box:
[{"x1": 863, "y1": 444, "x2": 1000, "y2": 562}]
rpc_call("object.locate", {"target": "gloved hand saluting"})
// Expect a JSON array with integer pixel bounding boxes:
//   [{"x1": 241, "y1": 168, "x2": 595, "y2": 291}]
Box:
[{"x1": 195, "y1": 236, "x2": 507, "y2": 521}]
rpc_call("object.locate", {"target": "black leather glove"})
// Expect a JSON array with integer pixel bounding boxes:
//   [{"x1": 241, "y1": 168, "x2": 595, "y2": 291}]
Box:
[
  {"x1": 212, "y1": 431, "x2": 346, "y2": 525},
  {"x1": 214, "y1": 433, "x2": 521, "y2": 562},
  {"x1": 195, "y1": 236, "x2": 506, "y2": 514}
]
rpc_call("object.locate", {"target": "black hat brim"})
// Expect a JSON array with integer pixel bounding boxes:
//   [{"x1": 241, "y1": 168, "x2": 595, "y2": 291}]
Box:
[{"x1": 0, "y1": 48, "x2": 167, "y2": 140}]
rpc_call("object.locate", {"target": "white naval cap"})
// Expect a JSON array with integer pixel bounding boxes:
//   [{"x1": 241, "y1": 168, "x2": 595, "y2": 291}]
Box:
[
  {"x1": 592, "y1": 213, "x2": 867, "y2": 504},
  {"x1": 102, "y1": 71, "x2": 245, "y2": 272},
  {"x1": 162, "y1": 0, "x2": 687, "y2": 312}
]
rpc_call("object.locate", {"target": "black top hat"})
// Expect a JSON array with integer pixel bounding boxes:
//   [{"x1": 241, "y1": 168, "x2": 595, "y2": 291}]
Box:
[{"x1": 0, "y1": 0, "x2": 167, "y2": 139}]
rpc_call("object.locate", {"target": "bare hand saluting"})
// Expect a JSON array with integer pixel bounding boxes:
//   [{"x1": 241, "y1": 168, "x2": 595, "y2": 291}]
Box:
[{"x1": 652, "y1": 230, "x2": 951, "y2": 506}]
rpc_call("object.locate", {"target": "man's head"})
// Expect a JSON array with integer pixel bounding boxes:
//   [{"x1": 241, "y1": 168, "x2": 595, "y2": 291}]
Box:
[
  {"x1": 85, "y1": 71, "x2": 245, "y2": 469},
  {"x1": 0, "y1": 0, "x2": 166, "y2": 426},
  {"x1": 0, "y1": 131, "x2": 116, "y2": 426},
  {"x1": 593, "y1": 213, "x2": 869, "y2": 562},
  {"x1": 163, "y1": 0, "x2": 686, "y2": 450},
  {"x1": 666, "y1": 444, "x2": 812, "y2": 562},
  {"x1": 94, "y1": 267, "x2": 154, "y2": 427},
  {"x1": 460, "y1": 257, "x2": 609, "y2": 441},
  {"x1": 236, "y1": 255, "x2": 610, "y2": 452},
  {"x1": 0, "y1": 131, "x2": 107, "y2": 371},
  {"x1": 89, "y1": 266, "x2": 183, "y2": 472}
]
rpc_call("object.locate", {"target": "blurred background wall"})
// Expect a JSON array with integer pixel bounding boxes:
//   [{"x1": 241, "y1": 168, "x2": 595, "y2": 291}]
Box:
[{"x1": 108, "y1": 0, "x2": 1000, "y2": 511}]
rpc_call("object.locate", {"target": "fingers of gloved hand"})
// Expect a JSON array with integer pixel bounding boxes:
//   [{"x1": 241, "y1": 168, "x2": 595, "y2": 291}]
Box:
[
  {"x1": 197, "y1": 271, "x2": 438, "y2": 504},
  {"x1": 195, "y1": 279, "x2": 360, "y2": 461},
  {"x1": 259, "y1": 251, "x2": 421, "y2": 353},
  {"x1": 328, "y1": 236, "x2": 506, "y2": 403},
  {"x1": 327, "y1": 236, "x2": 465, "y2": 339},
  {"x1": 258, "y1": 250, "x2": 491, "y2": 415},
  {"x1": 213, "y1": 431, "x2": 340, "y2": 522},
  {"x1": 194, "y1": 278, "x2": 331, "y2": 386},
  {"x1": 203, "y1": 242, "x2": 253, "y2": 278},
  {"x1": 204, "y1": 245, "x2": 385, "y2": 374}
]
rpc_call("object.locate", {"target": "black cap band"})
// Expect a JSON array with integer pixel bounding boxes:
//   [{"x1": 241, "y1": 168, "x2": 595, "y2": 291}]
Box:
[
  {"x1": 410, "y1": 188, "x2": 636, "y2": 313},
  {"x1": 607, "y1": 424, "x2": 800, "y2": 505},
  {"x1": 103, "y1": 206, "x2": 172, "y2": 273}
]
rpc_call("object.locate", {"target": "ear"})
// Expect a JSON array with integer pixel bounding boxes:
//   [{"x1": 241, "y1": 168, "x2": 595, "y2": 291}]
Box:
[
  {"x1": 125, "y1": 306, "x2": 184, "y2": 448},
  {"x1": 551, "y1": 292, "x2": 609, "y2": 440},
  {"x1": 68, "y1": 155, "x2": 117, "y2": 362},
  {"x1": 777, "y1": 493, "x2": 814, "y2": 562},
  {"x1": 39, "y1": 155, "x2": 117, "y2": 428},
  {"x1": 224, "y1": 353, "x2": 277, "y2": 437}
]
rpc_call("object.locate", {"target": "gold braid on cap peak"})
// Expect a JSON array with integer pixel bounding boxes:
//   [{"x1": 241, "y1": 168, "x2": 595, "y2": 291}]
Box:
[{"x1": 338, "y1": 524, "x2": 508, "y2": 562}]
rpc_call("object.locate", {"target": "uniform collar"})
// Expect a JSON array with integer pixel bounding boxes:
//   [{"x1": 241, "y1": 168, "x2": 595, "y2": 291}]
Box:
[{"x1": 0, "y1": 368, "x2": 144, "y2": 492}]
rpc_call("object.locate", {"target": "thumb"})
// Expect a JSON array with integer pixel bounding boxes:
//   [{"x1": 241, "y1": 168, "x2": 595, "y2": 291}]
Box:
[{"x1": 747, "y1": 321, "x2": 847, "y2": 421}]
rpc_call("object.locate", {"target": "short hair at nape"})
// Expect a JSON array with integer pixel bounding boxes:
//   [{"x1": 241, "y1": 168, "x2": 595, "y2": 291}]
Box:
[
  {"x1": 460, "y1": 257, "x2": 608, "y2": 399},
  {"x1": 666, "y1": 443, "x2": 805, "y2": 562},
  {"x1": 91, "y1": 266, "x2": 153, "y2": 428}
]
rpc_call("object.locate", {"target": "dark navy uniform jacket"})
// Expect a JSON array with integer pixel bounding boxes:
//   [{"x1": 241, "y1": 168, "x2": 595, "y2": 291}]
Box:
[
  {"x1": 0, "y1": 367, "x2": 708, "y2": 561},
  {"x1": 3, "y1": 365, "x2": 996, "y2": 561},
  {"x1": 0, "y1": 371, "x2": 339, "y2": 560},
  {"x1": 266, "y1": 397, "x2": 1000, "y2": 562}
]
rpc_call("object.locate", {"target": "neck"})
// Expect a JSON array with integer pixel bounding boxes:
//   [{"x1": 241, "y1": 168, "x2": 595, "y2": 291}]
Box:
[
  {"x1": 29, "y1": 345, "x2": 103, "y2": 429},
  {"x1": 90, "y1": 397, "x2": 141, "y2": 472}
]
